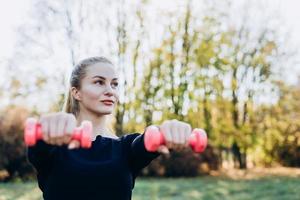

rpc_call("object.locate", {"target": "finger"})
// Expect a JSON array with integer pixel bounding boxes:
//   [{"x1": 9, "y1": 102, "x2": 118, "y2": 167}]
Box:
[
  {"x1": 177, "y1": 134, "x2": 185, "y2": 152},
  {"x1": 57, "y1": 114, "x2": 67, "y2": 138},
  {"x1": 166, "y1": 129, "x2": 174, "y2": 150},
  {"x1": 178, "y1": 123, "x2": 186, "y2": 145},
  {"x1": 63, "y1": 135, "x2": 72, "y2": 145},
  {"x1": 49, "y1": 114, "x2": 57, "y2": 138},
  {"x1": 159, "y1": 122, "x2": 173, "y2": 149},
  {"x1": 40, "y1": 116, "x2": 49, "y2": 141},
  {"x1": 184, "y1": 124, "x2": 192, "y2": 147},
  {"x1": 56, "y1": 114, "x2": 67, "y2": 146},
  {"x1": 47, "y1": 137, "x2": 55, "y2": 145},
  {"x1": 57, "y1": 136, "x2": 66, "y2": 146},
  {"x1": 49, "y1": 115, "x2": 59, "y2": 145},
  {"x1": 185, "y1": 124, "x2": 192, "y2": 139},
  {"x1": 171, "y1": 121, "x2": 180, "y2": 148},
  {"x1": 65, "y1": 114, "x2": 76, "y2": 136},
  {"x1": 173, "y1": 145, "x2": 182, "y2": 152},
  {"x1": 176, "y1": 122, "x2": 188, "y2": 151},
  {"x1": 157, "y1": 145, "x2": 170, "y2": 155},
  {"x1": 62, "y1": 114, "x2": 75, "y2": 145},
  {"x1": 68, "y1": 140, "x2": 80, "y2": 149}
]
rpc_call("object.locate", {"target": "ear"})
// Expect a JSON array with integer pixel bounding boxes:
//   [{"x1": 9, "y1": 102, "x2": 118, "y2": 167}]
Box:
[{"x1": 71, "y1": 87, "x2": 82, "y2": 101}]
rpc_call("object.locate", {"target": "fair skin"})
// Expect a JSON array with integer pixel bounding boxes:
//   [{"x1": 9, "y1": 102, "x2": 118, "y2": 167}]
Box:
[{"x1": 40, "y1": 62, "x2": 192, "y2": 154}]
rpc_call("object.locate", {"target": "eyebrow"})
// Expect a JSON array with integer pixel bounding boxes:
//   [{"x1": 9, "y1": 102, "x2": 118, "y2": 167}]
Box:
[{"x1": 92, "y1": 75, "x2": 118, "y2": 81}]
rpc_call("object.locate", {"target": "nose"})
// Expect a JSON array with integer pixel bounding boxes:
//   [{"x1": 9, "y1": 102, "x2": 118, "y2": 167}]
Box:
[{"x1": 104, "y1": 85, "x2": 114, "y2": 96}]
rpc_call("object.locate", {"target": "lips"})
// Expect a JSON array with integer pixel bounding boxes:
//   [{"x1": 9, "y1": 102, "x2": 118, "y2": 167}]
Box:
[
  {"x1": 101, "y1": 100, "x2": 114, "y2": 103},
  {"x1": 101, "y1": 100, "x2": 114, "y2": 106}
]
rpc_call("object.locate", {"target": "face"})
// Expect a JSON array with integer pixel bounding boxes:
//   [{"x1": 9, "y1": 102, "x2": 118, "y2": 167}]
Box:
[{"x1": 73, "y1": 62, "x2": 119, "y2": 116}]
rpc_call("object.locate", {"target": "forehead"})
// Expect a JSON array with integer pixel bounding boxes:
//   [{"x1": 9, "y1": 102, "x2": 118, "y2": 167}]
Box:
[{"x1": 85, "y1": 62, "x2": 118, "y2": 80}]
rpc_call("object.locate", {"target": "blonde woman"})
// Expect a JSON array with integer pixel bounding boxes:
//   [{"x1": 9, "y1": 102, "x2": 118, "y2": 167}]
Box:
[{"x1": 27, "y1": 56, "x2": 193, "y2": 200}]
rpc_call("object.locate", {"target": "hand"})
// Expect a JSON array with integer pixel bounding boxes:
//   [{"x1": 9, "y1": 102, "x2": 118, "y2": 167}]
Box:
[
  {"x1": 39, "y1": 112, "x2": 80, "y2": 149},
  {"x1": 156, "y1": 119, "x2": 192, "y2": 155}
]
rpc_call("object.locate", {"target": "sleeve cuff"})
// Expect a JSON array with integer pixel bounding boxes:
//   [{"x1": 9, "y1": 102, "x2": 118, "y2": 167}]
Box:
[{"x1": 131, "y1": 133, "x2": 160, "y2": 159}]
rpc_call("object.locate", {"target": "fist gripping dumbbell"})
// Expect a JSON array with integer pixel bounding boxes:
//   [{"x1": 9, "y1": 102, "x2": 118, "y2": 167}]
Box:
[
  {"x1": 144, "y1": 126, "x2": 207, "y2": 153},
  {"x1": 24, "y1": 118, "x2": 93, "y2": 148}
]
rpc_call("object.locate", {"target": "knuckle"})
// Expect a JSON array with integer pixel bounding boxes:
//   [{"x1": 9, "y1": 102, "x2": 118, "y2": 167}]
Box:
[
  {"x1": 40, "y1": 115, "x2": 49, "y2": 124},
  {"x1": 39, "y1": 116, "x2": 45, "y2": 122},
  {"x1": 59, "y1": 112, "x2": 67, "y2": 120},
  {"x1": 67, "y1": 113, "x2": 75, "y2": 120},
  {"x1": 170, "y1": 119, "x2": 177, "y2": 124},
  {"x1": 50, "y1": 135, "x2": 57, "y2": 139},
  {"x1": 70, "y1": 113, "x2": 76, "y2": 120},
  {"x1": 67, "y1": 114, "x2": 76, "y2": 126},
  {"x1": 58, "y1": 111, "x2": 64, "y2": 116},
  {"x1": 186, "y1": 124, "x2": 192, "y2": 130},
  {"x1": 164, "y1": 120, "x2": 171, "y2": 124}
]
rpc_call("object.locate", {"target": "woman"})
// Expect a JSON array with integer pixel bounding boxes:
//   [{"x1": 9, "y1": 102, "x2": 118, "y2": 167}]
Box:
[{"x1": 27, "y1": 56, "x2": 193, "y2": 200}]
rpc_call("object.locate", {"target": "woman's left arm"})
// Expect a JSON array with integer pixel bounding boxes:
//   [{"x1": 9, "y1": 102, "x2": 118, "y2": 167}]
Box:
[{"x1": 127, "y1": 119, "x2": 192, "y2": 173}]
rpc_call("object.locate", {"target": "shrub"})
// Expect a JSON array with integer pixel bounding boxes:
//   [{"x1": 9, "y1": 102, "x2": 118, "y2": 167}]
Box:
[{"x1": 0, "y1": 106, "x2": 35, "y2": 181}]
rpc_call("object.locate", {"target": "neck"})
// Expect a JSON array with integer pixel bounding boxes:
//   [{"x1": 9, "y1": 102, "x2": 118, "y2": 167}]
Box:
[{"x1": 76, "y1": 108, "x2": 115, "y2": 141}]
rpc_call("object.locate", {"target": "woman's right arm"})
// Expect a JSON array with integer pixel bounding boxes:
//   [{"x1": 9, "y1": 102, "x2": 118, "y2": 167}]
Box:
[
  {"x1": 27, "y1": 112, "x2": 77, "y2": 172},
  {"x1": 27, "y1": 140, "x2": 57, "y2": 173}
]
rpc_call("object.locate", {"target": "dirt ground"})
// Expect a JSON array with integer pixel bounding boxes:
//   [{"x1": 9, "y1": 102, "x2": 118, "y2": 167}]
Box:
[{"x1": 209, "y1": 167, "x2": 300, "y2": 180}]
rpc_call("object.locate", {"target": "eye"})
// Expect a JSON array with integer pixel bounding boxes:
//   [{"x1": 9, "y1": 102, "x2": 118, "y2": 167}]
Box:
[
  {"x1": 112, "y1": 82, "x2": 119, "y2": 88},
  {"x1": 95, "y1": 80, "x2": 105, "y2": 85}
]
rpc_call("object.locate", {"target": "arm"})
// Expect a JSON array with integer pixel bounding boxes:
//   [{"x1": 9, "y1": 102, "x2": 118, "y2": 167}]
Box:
[
  {"x1": 27, "y1": 140, "x2": 57, "y2": 174},
  {"x1": 124, "y1": 133, "x2": 160, "y2": 175},
  {"x1": 126, "y1": 120, "x2": 194, "y2": 174},
  {"x1": 26, "y1": 112, "x2": 78, "y2": 173}
]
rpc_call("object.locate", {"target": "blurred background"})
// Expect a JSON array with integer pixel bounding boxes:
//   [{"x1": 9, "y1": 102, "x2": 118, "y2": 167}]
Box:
[{"x1": 0, "y1": 0, "x2": 299, "y2": 199}]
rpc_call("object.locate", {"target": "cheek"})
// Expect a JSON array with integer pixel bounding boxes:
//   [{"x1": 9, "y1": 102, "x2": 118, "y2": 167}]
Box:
[
  {"x1": 115, "y1": 92, "x2": 119, "y2": 102},
  {"x1": 82, "y1": 85, "x2": 102, "y2": 100}
]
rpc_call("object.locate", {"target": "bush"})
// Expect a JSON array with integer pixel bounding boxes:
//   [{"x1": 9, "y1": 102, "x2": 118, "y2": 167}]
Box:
[
  {"x1": 277, "y1": 144, "x2": 300, "y2": 167},
  {"x1": 0, "y1": 106, "x2": 35, "y2": 181},
  {"x1": 141, "y1": 144, "x2": 220, "y2": 177}
]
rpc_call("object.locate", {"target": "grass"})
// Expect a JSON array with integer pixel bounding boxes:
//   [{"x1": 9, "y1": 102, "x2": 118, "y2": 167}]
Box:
[
  {"x1": 133, "y1": 176, "x2": 300, "y2": 200},
  {"x1": 0, "y1": 175, "x2": 299, "y2": 200}
]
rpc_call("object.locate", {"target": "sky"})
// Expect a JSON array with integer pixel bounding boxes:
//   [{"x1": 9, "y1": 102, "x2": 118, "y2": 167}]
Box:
[
  {"x1": 0, "y1": 0, "x2": 299, "y2": 76},
  {"x1": 279, "y1": 0, "x2": 300, "y2": 81},
  {"x1": 0, "y1": 0, "x2": 299, "y2": 111},
  {"x1": 0, "y1": 0, "x2": 32, "y2": 59}
]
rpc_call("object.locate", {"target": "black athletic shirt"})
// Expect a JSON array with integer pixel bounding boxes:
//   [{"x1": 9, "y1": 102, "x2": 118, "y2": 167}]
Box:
[{"x1": 27, "y1": 133, "x2": 160, "y2": 200}]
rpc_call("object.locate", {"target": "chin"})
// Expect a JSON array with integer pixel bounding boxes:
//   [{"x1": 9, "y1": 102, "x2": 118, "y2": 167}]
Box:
[
  {"x1": 97, "y1": 109, "x2": 113, "y2": 115},
  {"x1": 91, "y1": 105, "x2": 114, "y2": 115},
  {"x1": 101, "y1": 111, "x2": 112, "y2": 115}
]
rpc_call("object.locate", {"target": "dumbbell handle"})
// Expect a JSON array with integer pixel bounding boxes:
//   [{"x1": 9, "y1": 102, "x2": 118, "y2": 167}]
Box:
[
  {"x1": 144, "y1": 126, "x2": 207, "y2": 153},
  {"x1": 24, "y1": 118, "x2": 92, "y2": 148}
]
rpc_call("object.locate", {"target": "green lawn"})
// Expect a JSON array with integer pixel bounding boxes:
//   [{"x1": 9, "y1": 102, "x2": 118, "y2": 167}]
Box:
[{"x1": 0, "y1": 176, "x2": 299, "y2": 200}]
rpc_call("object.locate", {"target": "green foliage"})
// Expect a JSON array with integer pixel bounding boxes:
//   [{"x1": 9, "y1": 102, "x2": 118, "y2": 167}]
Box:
[
  {"x1": 253, "y1": 81, "x2": 300, "y2": 166},
  {"x1": 1, "y1": 0, "x2": 299, "y2": 177},
  {"x1": 122, "y1": 1, "x2": 299, "y2": 169}
]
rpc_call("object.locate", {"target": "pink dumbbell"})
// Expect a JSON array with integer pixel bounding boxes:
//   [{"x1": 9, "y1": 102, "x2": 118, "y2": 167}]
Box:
[
  {"x1": 24, "y1": 118, "x2": 93, "y2": 148},
  {"x1": 144, "y1": 126, "x2": 207, "y2": 153}
]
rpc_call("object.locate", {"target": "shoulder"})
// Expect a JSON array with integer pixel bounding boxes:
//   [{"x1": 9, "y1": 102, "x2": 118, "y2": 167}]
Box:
[
  {"x1": 120, "y1": 133, "x2": 141, "y2": 144},
  {"x1": 99, "y1": 133, "x2": 142, "y2": 145},
  {"x1": 98, "y1": 133, "x2": 146, "y2": 153}
]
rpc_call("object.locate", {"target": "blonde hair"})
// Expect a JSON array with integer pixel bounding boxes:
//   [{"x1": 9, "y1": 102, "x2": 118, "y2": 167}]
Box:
[{"x1": 63, "y1": 56, "x2": 115, "y2": 134}]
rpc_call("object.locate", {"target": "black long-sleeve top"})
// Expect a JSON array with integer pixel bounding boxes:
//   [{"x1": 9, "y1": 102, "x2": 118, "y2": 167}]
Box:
[{"x1": 27, "y1": 133, "x2": 160, "y2": 200}]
